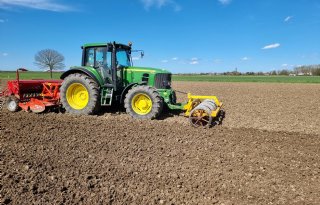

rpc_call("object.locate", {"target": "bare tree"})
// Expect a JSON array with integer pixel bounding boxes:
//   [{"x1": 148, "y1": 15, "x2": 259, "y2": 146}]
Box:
[{"x1": 34, "y1": 49, "x2": 65, "y2": 78}]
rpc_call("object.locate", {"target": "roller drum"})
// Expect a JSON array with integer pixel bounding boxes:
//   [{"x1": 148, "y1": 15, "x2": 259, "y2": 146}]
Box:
[
  {"x1": 202, "y1": 99, "x2": 217, "y2": 111},
  {"x1": 193, "y1": 99, "x2": 217, "y2": 113}
]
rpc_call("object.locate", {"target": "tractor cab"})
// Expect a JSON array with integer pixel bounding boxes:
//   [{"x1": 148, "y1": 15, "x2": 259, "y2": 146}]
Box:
[{"x1": 81, "y1": 42, "x2": 132, "y2": 91}]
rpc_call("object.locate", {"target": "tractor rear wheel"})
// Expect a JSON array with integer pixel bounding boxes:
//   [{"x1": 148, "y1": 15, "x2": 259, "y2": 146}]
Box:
[
  {"x1": 60, "y1": 73, "x2": 100, "y2": 115},
  {"x1": 124, "y1": 85, "x2": 163, "y2": 119},
  {"x1": 6, "y1": 96, "x2": 19, "y2": 112}
]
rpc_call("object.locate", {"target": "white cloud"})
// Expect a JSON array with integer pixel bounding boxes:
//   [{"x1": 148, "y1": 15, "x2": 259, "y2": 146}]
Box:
[
  {"x1": 241, "y1": 57, "x2": 249, "y2": 61},
  {"x1": 284, "y1": 16, "x2": 293, "y2": 22},
  {"x1": 161, "y1": 59, "x2": 168, "y2": 63},
  {"x1": 218, "y1": 0, "x2": 232, "y2": 5},
  {"x1": 0, "y1": 0, "x2": 74, "y2": 12},
  {"x1": 2, "y1": 52, "x2": 8, "y2": 56},
  {"x1": 132, "y1": 57, "x2": 140, "y2": 61},
  {"x1": 189, "y1": 57, "x2": 199, "y2": 65},
  {"x1": 140, "y1": 0, "x2": 181, "y2": 11},
  {"x1": 190, "y1": 61, "x2": 199, "y2": 65},
  {"x1": 0, "y1": 19, "x2": 6, "y2": 23},
  {"x1": 282, "y1": 63, "x2": 288, "y2": 67},
  {"x1": 262, "y1": 43, "x2": 280, "y2": 50},
  {"x1": 171, "y1": 57, "x2": 178, "y2": 61}
]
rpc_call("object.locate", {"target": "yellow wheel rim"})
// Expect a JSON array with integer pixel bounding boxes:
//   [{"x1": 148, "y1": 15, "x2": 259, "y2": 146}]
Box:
[
  {"x1": 131, "y1": 93, "x2": 153, "y2": 115},
  {"x1": 66, "y1": 83, "x2": 89, "y2": 110}
]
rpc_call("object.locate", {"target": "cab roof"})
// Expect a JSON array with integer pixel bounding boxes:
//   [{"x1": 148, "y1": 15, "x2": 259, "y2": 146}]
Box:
[{"x1": 82, "y1": 42, "x2": 131, "y2": 50}]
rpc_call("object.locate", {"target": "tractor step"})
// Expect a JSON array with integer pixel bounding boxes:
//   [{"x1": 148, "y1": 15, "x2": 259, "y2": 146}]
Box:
[{"x1": 101, "y1": 88, "x2": 113, "y2": 106}]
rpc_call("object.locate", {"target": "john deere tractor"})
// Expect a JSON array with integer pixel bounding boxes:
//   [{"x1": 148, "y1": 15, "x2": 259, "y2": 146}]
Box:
[{"x1": 60, "y1": 42, "x2": 222, "y2": 127}]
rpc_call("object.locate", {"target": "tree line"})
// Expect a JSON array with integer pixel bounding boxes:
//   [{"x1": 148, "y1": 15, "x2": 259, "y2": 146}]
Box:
[
  {"x1": 177, "y1": 65, "x2": 320, "y2": 76},
  {"x1": 268, "y1": 65, "x2": 320, "y2": 76},
  {"x1": 292, "y1": 65, "x2": 320, "y2": 76}
]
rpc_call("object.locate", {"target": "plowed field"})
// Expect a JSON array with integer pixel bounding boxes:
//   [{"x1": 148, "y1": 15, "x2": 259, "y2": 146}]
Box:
[{"x1": 1, "y1": 81, "x2": 320, "y2": 205}]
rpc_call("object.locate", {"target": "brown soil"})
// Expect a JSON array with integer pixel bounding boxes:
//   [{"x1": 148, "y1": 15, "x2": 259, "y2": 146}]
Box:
[{"x1": 1, "y1": 81, "x2": 320, "y2": 204}]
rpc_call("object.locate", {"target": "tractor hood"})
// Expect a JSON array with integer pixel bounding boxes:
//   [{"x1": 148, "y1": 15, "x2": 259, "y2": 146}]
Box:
[{"x1": 124, "y1": 66, "x2": 171, "y2": 74}]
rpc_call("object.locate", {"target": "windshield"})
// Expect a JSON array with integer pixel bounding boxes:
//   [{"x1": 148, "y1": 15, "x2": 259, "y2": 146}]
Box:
[{"x1": 116, "y1": 49, "x2": 131, "y2": 67}]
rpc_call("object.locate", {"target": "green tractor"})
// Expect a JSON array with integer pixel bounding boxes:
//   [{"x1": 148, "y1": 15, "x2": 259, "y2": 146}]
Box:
[{"x1": 60, "y1": 42, "x2": 223, "y2": 127}]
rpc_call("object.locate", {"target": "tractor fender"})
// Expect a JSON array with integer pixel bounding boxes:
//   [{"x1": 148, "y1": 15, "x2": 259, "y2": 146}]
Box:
[
  {"x1": 60, "y1": 67, "x2": 103, "y2": 86},
  {"x1": 120, "y1": 83, "x2": 139, "y2": 104}
]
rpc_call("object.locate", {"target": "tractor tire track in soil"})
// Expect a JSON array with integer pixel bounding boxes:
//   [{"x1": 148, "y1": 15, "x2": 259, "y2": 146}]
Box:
[{"x1": 1, "y1": 81, "x2": 320, "y2": 204}]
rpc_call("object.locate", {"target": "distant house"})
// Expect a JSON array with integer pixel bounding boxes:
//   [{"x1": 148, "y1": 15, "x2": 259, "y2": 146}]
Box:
[{"x1": 297, "y1": 72, "x2": 313, "y2": 76}]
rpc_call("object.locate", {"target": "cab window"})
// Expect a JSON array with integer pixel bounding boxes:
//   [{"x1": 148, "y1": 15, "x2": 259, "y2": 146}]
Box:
[
  {"x1": 116, "y1": 49, "x2": 131, "y2": 67},
  {"x1": 85, "y1": 48, "x2": 94, "y2": 67}
]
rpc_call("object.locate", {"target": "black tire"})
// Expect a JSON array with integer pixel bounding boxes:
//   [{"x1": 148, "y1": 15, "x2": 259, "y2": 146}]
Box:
[
  {"x1": 124, "y1": 85, "x2": 163, "y2": 119},
  {"x1": 6, "y1": 96, "x2": 19, "y2": 112},
  {"x1": 60, "y1": 73, "x2": 100, "y2": 115}
]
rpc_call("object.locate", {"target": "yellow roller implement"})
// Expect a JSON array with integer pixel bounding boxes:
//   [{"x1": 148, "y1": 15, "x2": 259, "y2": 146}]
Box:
[{"x1": 183, "y1": 93, "x2": 223, "y2": 117}]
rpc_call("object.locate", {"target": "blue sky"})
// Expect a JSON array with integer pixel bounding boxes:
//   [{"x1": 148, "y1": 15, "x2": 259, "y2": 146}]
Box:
[{"x1": 0, "y1": 0, "x2": 319, "y2": 73}]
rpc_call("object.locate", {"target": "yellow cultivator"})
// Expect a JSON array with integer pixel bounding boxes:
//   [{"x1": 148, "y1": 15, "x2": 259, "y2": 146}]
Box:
[{"x1": 183, "y1": 93, "x2": 223, "y2": 128}]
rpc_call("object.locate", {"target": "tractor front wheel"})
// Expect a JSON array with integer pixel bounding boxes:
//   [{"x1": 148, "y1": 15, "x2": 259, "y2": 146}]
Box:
[
  {"x1": 60, "y1": 73, "x2": 100, "y2": 115},
  {"x1": 124, "y1": 85, "x2": 163, "y2": 119},
  {"x1": 6, "y1": 96, "x2": 19, "y2": 112}
]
